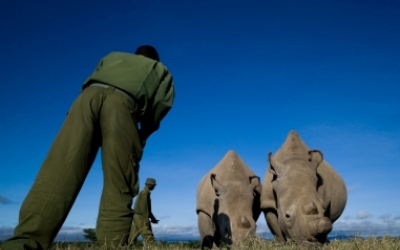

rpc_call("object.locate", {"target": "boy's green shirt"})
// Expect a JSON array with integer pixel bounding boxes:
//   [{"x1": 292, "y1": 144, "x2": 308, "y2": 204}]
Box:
[{"x1": 83, "y1": 52, "x2": 175, "y2": 145}]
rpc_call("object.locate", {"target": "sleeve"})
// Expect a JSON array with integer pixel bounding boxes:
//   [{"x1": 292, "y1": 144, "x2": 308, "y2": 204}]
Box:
[
  {"x1": 139, "y1": 68, "x2": 175, "y2": 146},
  {"x1": 148, "y1": 196, "x2": 156, "y2": 221},
  {"x1": 136, "y1": 191, "x2": 150, "y2": 221}
]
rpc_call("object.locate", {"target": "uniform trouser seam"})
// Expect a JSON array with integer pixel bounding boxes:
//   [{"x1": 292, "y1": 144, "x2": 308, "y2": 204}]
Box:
[{"x1": 96, "y1": 88, "x2": 142, "y2": 246}]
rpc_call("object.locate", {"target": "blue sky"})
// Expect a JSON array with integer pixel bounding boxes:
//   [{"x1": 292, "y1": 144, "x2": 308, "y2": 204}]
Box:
[{"x1": 1, "y1": 0, "x2": 399, "y2": 241}]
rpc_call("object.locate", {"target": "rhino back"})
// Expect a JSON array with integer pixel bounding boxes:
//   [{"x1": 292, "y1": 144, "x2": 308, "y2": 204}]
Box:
[
  {"x1": 317, "y1": 160, "x2": 347, "y2": 222},
  {"x1": 212, "y1": 150, "x2": 256, "y2": 182}
]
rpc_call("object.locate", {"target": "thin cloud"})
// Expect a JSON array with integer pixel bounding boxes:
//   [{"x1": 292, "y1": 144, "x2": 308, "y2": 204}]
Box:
[
  {"x1": 346, "y1": 184, "x2": 361, "y2": 192},
  {"x1": 378, "y1": 214, "x2": 391, "y2": 220},
  {"x1": 0, "y1": 195, "x2": 15, "y2": 205},
  {"x1": 0, "y1": 226, "x2": 14, "y2": 241},
  {"x1": 153, "y1": 225, "x2": 197, "y2": 236},
  {"x1": 394, "y1": 214, "x2": 400, "y2": 220},
  {"x1": 151, "y1": 225, "x2": 199, "y2": 241},
  {"x1": 255, "y1": 223, "x2": 274, "y2": 239},
  {"x1": 54, "y1": 226, "x2": 86, "y2": 242},
  {"x1": 357, "y1": 210, "x2": 373, "y2": 220},
  {"x1": 332, "y1": 219, "x2": 400, "y2": 237}
]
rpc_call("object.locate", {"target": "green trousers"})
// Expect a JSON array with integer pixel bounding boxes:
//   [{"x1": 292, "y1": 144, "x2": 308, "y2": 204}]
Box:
[
  {"x1": 128, "y1": 214, "x2": 155, "y2": 245},
  {"x1": 2, "y1": 85, "x2": 143, "y2": 250}
]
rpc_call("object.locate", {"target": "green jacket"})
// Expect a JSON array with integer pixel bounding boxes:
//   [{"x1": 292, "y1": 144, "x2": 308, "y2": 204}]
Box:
[
  {"x1": 83, "y1": 52, "x2": 175, "y2": 145},
  {"x1": 133, "y1": 186, "x2": 156, "y2": 221}
]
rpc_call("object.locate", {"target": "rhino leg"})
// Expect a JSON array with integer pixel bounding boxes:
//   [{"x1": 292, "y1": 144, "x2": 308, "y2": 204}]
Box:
[
  {"x1": 263, "y1": 208, "x2": 285, "y2": 242},
  {"x1": 198, "y1": 212, "x2": 215, "y2": 249}
]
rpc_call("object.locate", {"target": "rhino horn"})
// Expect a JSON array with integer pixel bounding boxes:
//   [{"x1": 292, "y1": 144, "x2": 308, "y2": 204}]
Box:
[
  {"x1": 317, "y1": 217, "x2": 332, "y2": 234},
  {"x1": 303, "y1": 201, "x2": 318, "y2": 215},
  {"x1": 238, "y1": 217, "x2": 252, "y2": 229}
]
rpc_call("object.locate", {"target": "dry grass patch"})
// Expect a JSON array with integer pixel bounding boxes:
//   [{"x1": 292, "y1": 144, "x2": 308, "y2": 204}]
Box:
[{"x1": 1, "y1": 236, "x2": 400, "y2": 249}]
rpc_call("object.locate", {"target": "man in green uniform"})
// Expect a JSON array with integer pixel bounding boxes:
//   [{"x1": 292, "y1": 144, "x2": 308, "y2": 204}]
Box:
[
  {"x1": 3, "y1": 45, "x2": 174, "y2": 250},
  {"x1": 129, "y1": 178, "x2": 159, "y2": 245}
]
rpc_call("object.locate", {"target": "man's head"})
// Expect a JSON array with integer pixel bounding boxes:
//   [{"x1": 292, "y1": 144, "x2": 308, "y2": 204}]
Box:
[
  {"x1": 135, "y1": 45, "x2": 160, "y2": 62},
  {"x1": 145, "y1": 177, "x2": 157, "y2": 191}
]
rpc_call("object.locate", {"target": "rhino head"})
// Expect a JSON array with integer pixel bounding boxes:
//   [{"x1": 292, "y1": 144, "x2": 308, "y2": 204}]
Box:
[
  {"x1": 268, "y1": 131, "x2": 332, "y2": 243},
  {"x1": 210, "y1": 173, "x2": 260, "y2": 245}
]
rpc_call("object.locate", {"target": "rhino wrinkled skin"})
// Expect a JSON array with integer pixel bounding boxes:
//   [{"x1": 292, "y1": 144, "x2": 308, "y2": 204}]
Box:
[
  {"x1": 260, "y1": 131, "x2": 347, "y2": 244},
  {"x1": 196, "y1": 150, "x2": 262, "y2": 249}
]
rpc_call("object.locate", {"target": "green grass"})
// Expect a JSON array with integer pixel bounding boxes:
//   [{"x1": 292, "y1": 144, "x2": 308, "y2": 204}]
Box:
[{"x1": 1, "y1": 236, "x2": 400, "y2": 249}]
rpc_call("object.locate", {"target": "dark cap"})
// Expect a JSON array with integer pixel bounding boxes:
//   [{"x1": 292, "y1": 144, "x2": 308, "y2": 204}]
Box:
[{"x1": 145, "y1": 178, "x2": 156, "y2": 185}]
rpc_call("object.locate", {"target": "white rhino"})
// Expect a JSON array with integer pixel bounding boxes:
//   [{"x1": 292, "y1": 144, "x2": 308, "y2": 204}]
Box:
[
  {"x1": 260, "y1": 131, "x2": 347, "y2": 244},
  {"x1": 196, "y1": 150, "x2": 262, "y2": 249}
]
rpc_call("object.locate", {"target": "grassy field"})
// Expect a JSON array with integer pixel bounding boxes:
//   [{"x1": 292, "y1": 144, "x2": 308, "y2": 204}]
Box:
[{"x1": 1, "y1": 236, "x2": 400, "y2": 250}]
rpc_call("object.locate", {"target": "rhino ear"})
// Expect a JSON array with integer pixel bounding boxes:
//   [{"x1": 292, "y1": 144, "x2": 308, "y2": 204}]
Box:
[
  {"x1": 269, "y1": 166, "x2": 277, "y2": 175},
  {"x1": 210, "y1": 173, "x2": 227, "y2": 196},
  {"x1": 268, "y1": 152, "x2": 278, "y2": 175},
  {"x1": 308, "y1": 150, "x2": 323, "y2": 169},
  {"x1": 249, "y1": 176, "x2": 261, "y2": 194}
]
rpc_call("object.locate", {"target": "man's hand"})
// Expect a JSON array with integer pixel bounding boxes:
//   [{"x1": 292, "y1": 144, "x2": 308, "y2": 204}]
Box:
[{"x1": 150, "y1": 218, "x2": 160, "y2": 224}]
